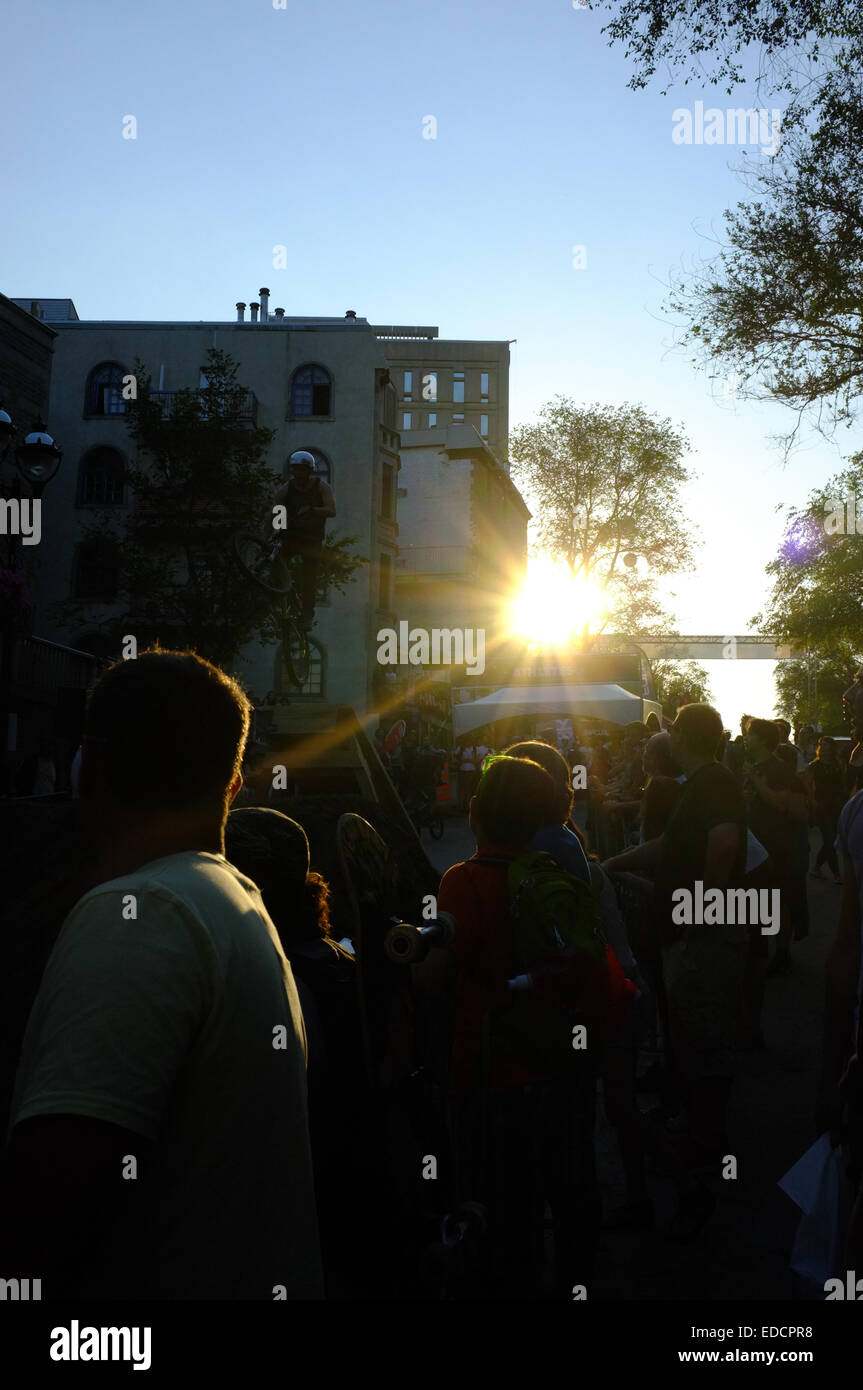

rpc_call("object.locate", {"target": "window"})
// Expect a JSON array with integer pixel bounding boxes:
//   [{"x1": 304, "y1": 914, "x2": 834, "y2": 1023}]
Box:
[
  {"x1": 480, "y1": 415, "x2": 489, "y2": 437},
  {"x1": 428, "y1": 412, "x2": 437, "y2": 427},
  {"x1": 84, "y1": 362, "x2": 127, "y2": 416},
  {"x1": 77, "y1": 447, "x2": 126, "y2": 506},
  {"x1": 294, "y1": 640, "x2": 324, "y2": 696},
  {"x1": 286, "y1": 448, "x2": 332, "y2": 485},
  {"x1": 379, "y1": 553, "x2": 393, "y2": 610},
  {"x1": 403, "y1": 371, "x2": 413, "y2": 399},
  {"x1": 481, "y1": 372, "x2": 489, "y2": 400},
  {"x1": 402, "y1": 412, "x2": 412, "y2": 430},
  {"x1": 290, "y1": 364, "x2": 333, "y2": 417},
  {"x1": 73, "y1": 538, "x2": 119, "y2": 602},
  {"x1": 452, "y1": 371, "x2": 465, "y2": 404},
  {"x1": 422, "y1": 371, "x2": 438, "y2": 403},
  {"x1": 453, "y1": 413, "x2": 464, "y2": 422},
  {"x1": 381, "y1": 462, "x2": 396, "y2": 520}
]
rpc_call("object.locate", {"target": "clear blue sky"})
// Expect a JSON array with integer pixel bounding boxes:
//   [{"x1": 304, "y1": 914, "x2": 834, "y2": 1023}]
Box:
[{"x1": 3, "y1": 0, "x2": 857, "y2": 728}]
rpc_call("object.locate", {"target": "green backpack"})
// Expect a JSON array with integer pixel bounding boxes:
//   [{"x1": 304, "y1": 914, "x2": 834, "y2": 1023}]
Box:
[{"x1": 475, "y1": 850, "x2": 608, "y2": 1076}]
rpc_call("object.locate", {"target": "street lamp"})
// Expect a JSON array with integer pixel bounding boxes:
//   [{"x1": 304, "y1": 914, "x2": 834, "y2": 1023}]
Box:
[
  {"x1": 14, "y1": 419, "x2": 63, "y2": 496},
  {"x1": 0, "y1": 406, "x2": 63, "y2": 794}
]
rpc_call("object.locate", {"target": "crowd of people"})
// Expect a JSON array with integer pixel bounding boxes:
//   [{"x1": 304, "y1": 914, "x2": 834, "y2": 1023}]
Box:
[{"x1": 1, "y1": 647, "x2": 861, "y2": 1303}]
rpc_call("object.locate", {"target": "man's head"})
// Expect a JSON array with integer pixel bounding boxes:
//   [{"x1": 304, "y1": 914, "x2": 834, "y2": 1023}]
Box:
[
  {"x1": 505, "y1": 740, "x2": 573, "y2": 825},
  {"x1": 743, "y1": 717, "x2": 780, "y2": 764},
  {"x1": 225, "y1": 807, "x2": 330, "y2": 948},
  {"x1": 669, "y1": 703, "x2": 724, "y2": 773},
  {"x1": 288, "y1": 449, "x2": 316, "y2": 491},
  {"x1": 643, "y1": 730, "x2": 680, "y2": 780},
  {"x1": 469, "y1": 754, "x2": 556, "y2": 849},
  {"x1": 774, "y1": 718, "x2": 792, "y2": 743},
  {"x1": 80, "y1": 647, "x2": 250, "y2": 825}
]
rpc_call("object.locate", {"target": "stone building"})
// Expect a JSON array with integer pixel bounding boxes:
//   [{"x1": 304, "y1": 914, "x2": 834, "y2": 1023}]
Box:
[{"x1": 9, "y1": 296, "x2": 526, "y2": 726}]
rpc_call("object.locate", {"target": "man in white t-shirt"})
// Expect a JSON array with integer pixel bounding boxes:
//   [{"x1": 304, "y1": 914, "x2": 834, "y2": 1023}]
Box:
[{"x1": 2, "y1": 648, "x2": 322, "y2": 1300}]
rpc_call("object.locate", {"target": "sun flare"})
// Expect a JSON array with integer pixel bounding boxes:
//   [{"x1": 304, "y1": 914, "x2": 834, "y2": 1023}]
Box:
[{"x1": 508, "y1": 557, "x2": 608, "y2": 645}]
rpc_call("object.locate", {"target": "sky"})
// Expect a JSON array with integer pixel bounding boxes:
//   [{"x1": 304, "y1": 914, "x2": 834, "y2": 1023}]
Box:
[{"x1": 3, "y1": 0, "x2": 857, "y2": 730}]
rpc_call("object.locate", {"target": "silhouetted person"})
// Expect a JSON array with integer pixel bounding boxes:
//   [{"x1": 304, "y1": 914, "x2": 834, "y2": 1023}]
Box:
[{"x1": 1, "y1": 647, "x2": 322, "y2": 1299}]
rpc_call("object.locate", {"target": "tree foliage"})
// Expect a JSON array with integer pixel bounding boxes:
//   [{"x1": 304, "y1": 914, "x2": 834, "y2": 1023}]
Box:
[
  {"x1": 593, "y1": 2, "x2": 863, "y2": 442},
  {"x1": 592, "y1": 1, "x2": 863, "y2": 100},
  {"x1": 506, "y1": 398, "x2": 696, "y2": 640},
  {"x1": 751, "y1": 450, "x2": 863, "y2": 654},
  {"x1": 650, "y1": 657, "x2": 713, "y2": 719},
  {"x1": 56, "y1": 349, "x2": 363, "y2": 670},
  {"x1": 774, "y1": 645, "x2": 859, "y2": 732},
  {"x1": 667, "y1": 78, "x2": 863, "y2": 442}
]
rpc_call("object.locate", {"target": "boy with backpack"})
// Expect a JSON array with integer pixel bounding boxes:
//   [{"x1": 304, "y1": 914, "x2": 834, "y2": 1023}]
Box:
[{"x1": 434, "y1": 754, "x2": 614, "y2": 1298}]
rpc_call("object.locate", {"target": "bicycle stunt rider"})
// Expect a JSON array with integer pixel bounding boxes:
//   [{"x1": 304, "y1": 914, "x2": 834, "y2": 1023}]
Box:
[{"x1": 269, "y1": 451, "x2": 336, "y2": 630}]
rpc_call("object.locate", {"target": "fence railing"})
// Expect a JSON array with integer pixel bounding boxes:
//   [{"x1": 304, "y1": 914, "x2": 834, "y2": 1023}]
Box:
[{"x1": 148, "y1": 390, "x2": 259, "y2": 425}]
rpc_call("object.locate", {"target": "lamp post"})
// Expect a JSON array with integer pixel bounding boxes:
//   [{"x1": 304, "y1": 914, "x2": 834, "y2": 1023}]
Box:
[{"x1": 0, "y1": 407, "x2": 63, "y2": 794}]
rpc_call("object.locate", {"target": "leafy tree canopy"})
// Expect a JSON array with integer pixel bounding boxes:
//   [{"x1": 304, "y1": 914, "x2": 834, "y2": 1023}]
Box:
[
  {"x1": 506, "y1": 398, "x2": 696, "y2": 640},
  {"x1": 751, "y1": 450, "x2": 863, "y2": 654},
  {"x1": 57, "y1": 349, "x2": 363, "y2": 671}
]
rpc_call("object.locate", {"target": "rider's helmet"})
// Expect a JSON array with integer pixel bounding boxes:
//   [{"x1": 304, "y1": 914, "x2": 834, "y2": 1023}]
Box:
[{"x1": 288, "y1": 450, "x2": 316, "y2": 473}]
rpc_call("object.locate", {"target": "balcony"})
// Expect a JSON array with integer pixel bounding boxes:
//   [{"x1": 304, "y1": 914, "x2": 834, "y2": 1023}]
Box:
[
  {"x1": 396, "y1": 545, "x2": 477, "y2": 576},
  {"x1": 4, "y1": 635, "x2": 108, "y2": 706},
  {"x1": 148, "y1": 390, "x2": 259, "y2": 425}
]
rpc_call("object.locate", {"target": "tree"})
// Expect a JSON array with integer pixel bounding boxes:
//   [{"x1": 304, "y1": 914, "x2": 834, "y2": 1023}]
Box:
[
  {"x1": 592, "y1": 2, "x2": 862, "y2": 102},
  {"x1": 506, "y1": 398, "x2": 696, "y2": 641},
  {"x1": 751, "y1": 451, "x2": 863, "y2": 653},
  {"x1": 667, "y1": 79, "x2": 863, "y2": 445},
  {"x1": 593, "y1": 2, "x2": 863, "y2": 444},
  {"x1": 650, "y1": 658, "x2": 713, "y2": 719},
  {"x1": 56, "y1": 350, "x2": 364, "y2": 670},
  {"x1": 774, "y1": 646, "x2": 859, "y2": 733}
]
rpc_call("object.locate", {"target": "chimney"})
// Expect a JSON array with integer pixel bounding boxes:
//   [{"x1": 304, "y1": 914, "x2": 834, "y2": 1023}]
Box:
[
  {"x1": 259, "y1": 288, "x2": 270, "y2": 323},
  {"x1": 345, "y1": 309, "x2": 357, "y2": 320},
  {"x1": 250, "y1": 301, "x2": 259, "y2": 323},
  {"x1": 274, "y1": 307, "x2": 285, "y2": 320},
  {"x1": 236, "y1": 302, "x2": 246, "y2": 322}
]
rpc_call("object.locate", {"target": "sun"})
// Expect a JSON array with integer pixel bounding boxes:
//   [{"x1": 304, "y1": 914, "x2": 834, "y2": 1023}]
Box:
[{"x1": 508, "y1": 556, "x2": 609, "y2": 645}]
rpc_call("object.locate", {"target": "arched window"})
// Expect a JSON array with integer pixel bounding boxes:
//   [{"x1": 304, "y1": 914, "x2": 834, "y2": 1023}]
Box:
[
  {"x1": 284, "y1": 448, "x2": 332, "y2": 486},
  {"x1": 278, "y1": 639, "x2": 324, "y2": 697},
  {"x1": 76, "y1": 446, "x2": 126, "y2": 506},
  {"x1": 290, "y1": 364, "x2": 332, "y2": 417},
  {"x1": 73, "y1": 538, "x2": 120, "y2": 602},
  {"x1": 84, "y1": 362, "x2": 128, "y2": 416}
]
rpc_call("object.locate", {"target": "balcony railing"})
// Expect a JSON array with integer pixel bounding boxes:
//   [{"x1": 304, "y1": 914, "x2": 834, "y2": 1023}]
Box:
[
  {"x1": 396, "y1": 545, "x2": 477, "y2": 576},
  {"x1": 5, "y1": 635, "x2": 108, "y2": 704},
  {"x1": 148, "y1": 390, "x2": 259, "y2": 425}
]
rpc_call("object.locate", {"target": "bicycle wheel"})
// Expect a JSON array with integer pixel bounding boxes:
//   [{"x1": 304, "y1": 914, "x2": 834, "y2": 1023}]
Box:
[
  {"x1": 282, "y1": 612, "x2": 311, "y2": 689},
  {"x1": 429, "y1": 812, "x2": 445, "y2": 840},
  {"x1": 232, "y1": 531, "x2": 293, "y2": 596}
]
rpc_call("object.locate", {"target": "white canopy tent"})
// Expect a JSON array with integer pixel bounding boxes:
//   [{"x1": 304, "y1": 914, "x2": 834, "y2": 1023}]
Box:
[{"x1": 452, "y1": 683, "x2": 663, "y2": 737}]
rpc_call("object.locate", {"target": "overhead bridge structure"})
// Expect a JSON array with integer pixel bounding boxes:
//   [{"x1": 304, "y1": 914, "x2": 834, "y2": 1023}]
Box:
[{"x1": 598, "y1": 635, "x2": 796, "y2": 661}]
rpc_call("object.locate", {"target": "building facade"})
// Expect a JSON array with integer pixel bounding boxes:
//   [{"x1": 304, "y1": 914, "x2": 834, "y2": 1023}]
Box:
[
  {"x1": 10, "y1": 298, "x2": 527, "y2": 730},
  {"x1": 11, "y1": 294, "x2": 401, "y2": 714},
  {"x1": 373, "y1": 328, "x2": 510, "y2": 459}
]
